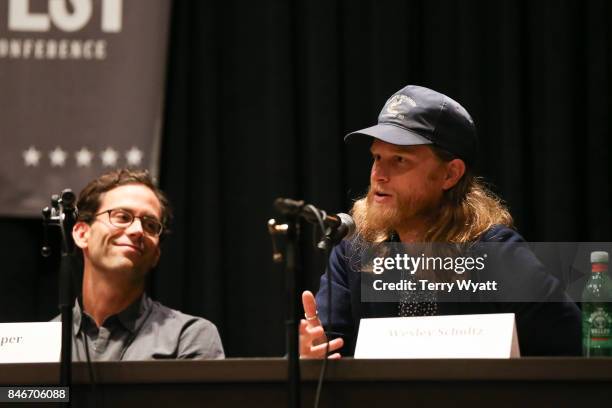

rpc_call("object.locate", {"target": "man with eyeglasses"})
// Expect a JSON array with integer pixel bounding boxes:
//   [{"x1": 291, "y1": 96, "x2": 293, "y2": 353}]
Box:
[{"x1": 55, "y1": 169, "x2": 224, "y2": 360}]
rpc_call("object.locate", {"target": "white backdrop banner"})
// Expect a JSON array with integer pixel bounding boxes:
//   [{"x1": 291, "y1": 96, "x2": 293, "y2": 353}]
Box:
[{"x1": 0, "y1": 0, "x2": 172, "y2": 217}]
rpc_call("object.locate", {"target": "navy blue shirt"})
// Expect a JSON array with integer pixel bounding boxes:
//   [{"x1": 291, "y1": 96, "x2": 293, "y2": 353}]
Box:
[{"x1": 316, "y1": 225, "x2": 581, "y2": 356}]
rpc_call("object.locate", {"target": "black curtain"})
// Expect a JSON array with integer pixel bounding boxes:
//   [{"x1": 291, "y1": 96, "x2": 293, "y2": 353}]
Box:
[{"x1": 1, "y1": 0, "x2": 611, "y2": 357}]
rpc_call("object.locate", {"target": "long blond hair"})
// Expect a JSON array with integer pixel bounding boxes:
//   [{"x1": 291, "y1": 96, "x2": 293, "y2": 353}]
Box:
[{"x1": 351, "y1": 146, "x2": 513, "y2": 244}]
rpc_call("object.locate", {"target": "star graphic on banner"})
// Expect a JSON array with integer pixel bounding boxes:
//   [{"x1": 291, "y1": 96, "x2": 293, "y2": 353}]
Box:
[
  {"x1": 49, "y1": 147, "x2": 67, "y2": 167},
  {"x1": 75, "y1": 147, "x2": 93, "y2": 167},
  {"x1": 101, "y1": 147, "x2": 119, "y2": 167},
  {"x1": 23, "y1": 146, "x2": 41, "y2": 167},
  {"x1": 125, "y1": 147, "x2": 144, "y2": 166}
]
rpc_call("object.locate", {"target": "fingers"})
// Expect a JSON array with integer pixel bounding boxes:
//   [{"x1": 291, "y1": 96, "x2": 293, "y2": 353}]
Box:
[
  {"x1": 300, "y1": 319, "x2": 321, "y2": 355},
  {"x1": 310, "y1": 337, "x2": 343, "y2": 355},
  {"x1": 299, "y1": 319, "x2": 324, "y2": 353},
  {"x1": 300, "y1": 319, "x2": 344, "y2": 358},
  {"x1": 302, "y1": 291, "x2": 320, "y2": 326},
  {"x1": 299, "y1": 319, "x2": 324, "y2": 340},
  {"x1": 300, "y1": 290, "x2": 343, "y2": 359},
  {"x1": 301, "y1": 337, "x2": 344, "y2": 359}
]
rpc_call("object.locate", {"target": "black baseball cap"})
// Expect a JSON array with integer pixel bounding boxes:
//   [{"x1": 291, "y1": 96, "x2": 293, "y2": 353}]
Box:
[{"x1": 345, "y1": 85, "x2": 478, "y2": 164}]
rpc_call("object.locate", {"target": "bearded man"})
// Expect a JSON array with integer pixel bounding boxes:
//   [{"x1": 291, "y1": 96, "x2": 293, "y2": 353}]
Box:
[{"x1": 299, "y1": 85, "x2": 581, "y2": 358}]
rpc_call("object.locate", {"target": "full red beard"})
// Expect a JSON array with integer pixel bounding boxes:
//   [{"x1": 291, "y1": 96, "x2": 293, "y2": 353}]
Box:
[
  {"x1": 366, "y1": 185, "x2": 419, "y2": 230},
  {"x1": 352, "y1": 184, "x2": 440, "y2": 242}
]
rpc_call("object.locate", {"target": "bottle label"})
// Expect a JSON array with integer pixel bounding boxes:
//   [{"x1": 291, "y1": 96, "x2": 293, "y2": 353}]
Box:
[{"x1": 587, "y1": 308, "x2": 612, "y2": 340}]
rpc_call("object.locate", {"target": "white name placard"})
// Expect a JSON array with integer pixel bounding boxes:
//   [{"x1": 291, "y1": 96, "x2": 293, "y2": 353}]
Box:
[
  {"x1": 0, "y1": 322, "x2": 61, "y2": 363},
  {"x1": 355, "y1": 313, "x2": 520, "y2": 359}
]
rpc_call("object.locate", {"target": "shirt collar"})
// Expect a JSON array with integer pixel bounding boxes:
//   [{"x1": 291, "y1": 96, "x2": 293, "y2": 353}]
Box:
[
  {"x1": 73, "y1": 294, "x2": 152, "y2": 334},
  {"x1": 73, "y1": 298, "x2": 84, "y2": 335},
  {"x1": 116, "y1": 294, "x2": 151, "y2": 333}
]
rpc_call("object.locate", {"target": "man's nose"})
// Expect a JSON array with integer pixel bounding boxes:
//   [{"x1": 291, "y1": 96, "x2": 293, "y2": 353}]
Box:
[
  {"x1": 125, "y1": 217, "x2": 145, "y2": 236},
  {"x1": 371, "y1": 161, "x2": 389, "y2": 183}
]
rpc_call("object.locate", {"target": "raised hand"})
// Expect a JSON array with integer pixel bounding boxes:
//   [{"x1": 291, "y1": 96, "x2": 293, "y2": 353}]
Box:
[{"x1": 299, "y1": 290, "x2": 343, "y2": 359}]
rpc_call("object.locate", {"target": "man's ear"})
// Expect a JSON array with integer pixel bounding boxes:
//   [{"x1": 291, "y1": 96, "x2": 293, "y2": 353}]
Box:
[
  {"x1": 442, "y1": 159, "x2": 466, "y2": 190},
  {"x1": 72, "y1": 221, "x2": 91, "y2": 249}
]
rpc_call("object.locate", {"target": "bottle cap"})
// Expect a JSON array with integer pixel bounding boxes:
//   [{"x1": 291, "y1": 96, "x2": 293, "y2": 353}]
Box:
[{"x1": 591, "y1": 251, "x2": 609, "y2": 263}]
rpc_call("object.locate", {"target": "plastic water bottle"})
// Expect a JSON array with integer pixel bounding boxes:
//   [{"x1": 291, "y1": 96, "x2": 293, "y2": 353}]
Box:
[{"x1": 582, "y1": 251, "x2": 612, "y2": 356}]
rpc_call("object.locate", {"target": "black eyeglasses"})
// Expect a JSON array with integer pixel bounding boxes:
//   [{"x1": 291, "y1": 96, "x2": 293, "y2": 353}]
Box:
[{"x1": 94, "y1": 208, "x2": 163, "y2": 237}]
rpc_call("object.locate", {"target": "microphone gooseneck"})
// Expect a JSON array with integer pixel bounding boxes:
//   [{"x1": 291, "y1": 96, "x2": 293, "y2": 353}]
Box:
[{"x1": 274, "y1": 197, "x2": 355, "y2": 249}]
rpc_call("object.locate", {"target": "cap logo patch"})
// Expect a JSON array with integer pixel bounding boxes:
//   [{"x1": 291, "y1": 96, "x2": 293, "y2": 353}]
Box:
[{"x1": 385, "y1": 94, "x2": 417, "y2": 120}]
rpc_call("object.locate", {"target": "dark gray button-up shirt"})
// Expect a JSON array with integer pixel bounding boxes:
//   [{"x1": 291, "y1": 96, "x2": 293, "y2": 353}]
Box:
[{"x1": 53, "y1": 294, "x2": 224, "y2": 361}]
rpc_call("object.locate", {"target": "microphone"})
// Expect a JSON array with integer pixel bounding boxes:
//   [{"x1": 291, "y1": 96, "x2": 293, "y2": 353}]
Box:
[
  {"x1": 274, "y1": 198, "x2": 356, "y2": 248},
  {"x1": 41, "y1": 189, "x2": 78, "y2": 257},
  {"x1": 321, "y1": 212, "x2": 355, "y2": 245}
]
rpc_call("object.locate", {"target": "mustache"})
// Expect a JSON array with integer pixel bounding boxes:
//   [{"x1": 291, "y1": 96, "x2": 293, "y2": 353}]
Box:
[{"x1": 368, "y1": 184, "x2": 394, "y2": 199}]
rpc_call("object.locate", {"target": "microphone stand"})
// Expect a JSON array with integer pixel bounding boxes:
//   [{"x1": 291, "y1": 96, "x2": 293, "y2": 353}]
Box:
[
  {"x1": 42, "y1": 189, "x2": 77, "y2": 407},
  {"x1": 269, "y1": 198, "x2": 350, "y2": 408},
  {"x1": 268, "y1": 215, "x2": 301, "y2": 408}
]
